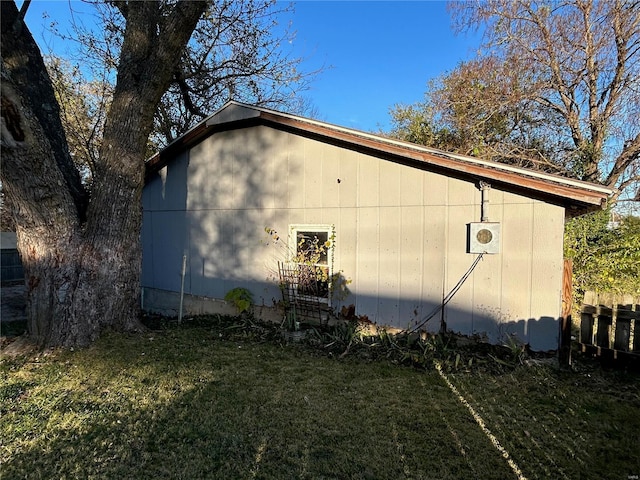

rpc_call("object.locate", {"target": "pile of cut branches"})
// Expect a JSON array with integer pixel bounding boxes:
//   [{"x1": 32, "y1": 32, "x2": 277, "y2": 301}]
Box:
[{"x1": 143, "y1": 314, "x2": 538, "y2": 374}]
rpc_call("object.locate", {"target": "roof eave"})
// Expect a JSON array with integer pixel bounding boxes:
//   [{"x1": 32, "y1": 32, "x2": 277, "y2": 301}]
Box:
[
  {"x1": 256, "y1": 110, "x2": 613, "y2": 214},
  {"x1": 145, "y1": 101, "x2": 614, "y2": 214}
]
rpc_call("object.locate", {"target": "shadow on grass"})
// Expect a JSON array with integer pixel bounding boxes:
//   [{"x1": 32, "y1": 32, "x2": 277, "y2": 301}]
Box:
[
  {"x1": 3, "y1": 321, "x2": 639, "y2": 479},
  {"x1": 2, "y1": 326, "x2": 519, "y2": 480}
]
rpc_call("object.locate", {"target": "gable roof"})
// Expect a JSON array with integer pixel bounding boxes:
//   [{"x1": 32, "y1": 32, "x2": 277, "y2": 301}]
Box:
[{"x1": 146, "y1": 101, "x2": 614, "y2": 216}]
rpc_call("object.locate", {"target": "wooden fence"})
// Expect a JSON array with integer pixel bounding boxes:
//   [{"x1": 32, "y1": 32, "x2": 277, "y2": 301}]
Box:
[
  {"x1": 579, "y1": 292, "x2": 640, "y2": 359},
  {"x1": 1, "y1": 248, "x2": 24, "y2": 286}
]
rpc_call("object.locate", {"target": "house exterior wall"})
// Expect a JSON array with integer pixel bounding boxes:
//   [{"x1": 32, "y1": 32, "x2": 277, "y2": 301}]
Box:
[{"x1": 142, "y1": 125, "x2": 565, "y2": 350}]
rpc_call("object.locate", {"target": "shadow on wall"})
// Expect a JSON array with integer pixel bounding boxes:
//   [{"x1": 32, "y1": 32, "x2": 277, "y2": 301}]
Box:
[
  {"x1": 142, "y1": 284, "x2": 560, "y2": 352},
  {"x1": 142, "y1": 127, "x2": 289, "y2": 305},
  {"x1": 141, "y1": 128, "x2": 559, "y2": 352}
]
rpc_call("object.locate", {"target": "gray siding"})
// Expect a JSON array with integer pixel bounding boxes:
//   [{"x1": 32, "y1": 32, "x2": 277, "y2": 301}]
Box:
[{"x1": 143, "y1": 125, "x2": 564, "y2": 350}]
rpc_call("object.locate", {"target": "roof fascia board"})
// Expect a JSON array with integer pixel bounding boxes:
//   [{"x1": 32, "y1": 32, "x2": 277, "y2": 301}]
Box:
[
  {"x1": 222, "y1": 101, "x2": 612, "y2": 197},
  {"x1": 145, "y1": 101, "x2": 244, "y2": 176},
  {"x1": 258, "y1": 110, "x2": 611, "y2": 195},
  {"x1": 256, "y1": 111, "x2": 611, "y2": 209},
  {"x1": 205, "y1": 102, "x2": 261, "y2": 126},
  {"x1": 146, "y1": 101, "x2": 613, "y2": 211}
]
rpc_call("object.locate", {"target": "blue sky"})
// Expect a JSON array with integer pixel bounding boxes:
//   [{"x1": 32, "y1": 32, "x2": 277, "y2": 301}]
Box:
[
  {"x1": 23, "y1": 0, "x2": 482, "y2": 133},
  {"x1": 287, "y1": 1, "x2": 482, "y2": 131}
]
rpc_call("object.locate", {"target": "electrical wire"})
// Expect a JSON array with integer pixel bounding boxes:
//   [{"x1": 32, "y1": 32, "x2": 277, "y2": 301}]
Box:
[{"x1": 408, "y1": 252, "x2": 485, "y2": 333}]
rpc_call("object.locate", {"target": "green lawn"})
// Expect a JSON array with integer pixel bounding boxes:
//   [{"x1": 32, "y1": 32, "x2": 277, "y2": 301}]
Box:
[{"x1": 1, "y1": 317, "x2": 639, "y2": 479}]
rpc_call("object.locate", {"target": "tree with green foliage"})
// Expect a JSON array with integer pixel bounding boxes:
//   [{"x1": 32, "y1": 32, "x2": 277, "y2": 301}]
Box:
[{"x1": 564, "y1": 211, "x2": 640, "y2": 302}]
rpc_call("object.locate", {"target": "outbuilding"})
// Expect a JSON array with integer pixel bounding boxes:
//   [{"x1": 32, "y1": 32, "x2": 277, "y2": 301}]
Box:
[
  {"x1": 142, "y1": 101, "x2": 612, "y2": 351},
  {"x1": 1, "y1": 232, "x2": 23, "y2": 285}
]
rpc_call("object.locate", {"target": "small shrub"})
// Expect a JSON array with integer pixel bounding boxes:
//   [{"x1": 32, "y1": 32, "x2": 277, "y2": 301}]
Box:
[{"x1": 224, "y1": 287, "x2": 254, "y2": 314}]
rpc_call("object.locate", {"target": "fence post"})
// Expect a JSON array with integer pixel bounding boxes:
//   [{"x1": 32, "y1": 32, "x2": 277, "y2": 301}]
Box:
[
  {"x1": 559, "y1": 259, "x2": 573, "y2": 366},
  {"x1": 633, "y1": 308, "x2": 640, "y2": 353},
  {"x1": 631, "y1": 305, "x2": 640, "y2": 353},
  {"x1": 614, "y1": 307, "x2": 634, "y2": 352},
  {"x1": 178, "y1": 254, "x2": 187, "y2": 324},
  {"x1": 580, "y1": 305, "x2": 596, "y2": 346},
  {"x1": 595, "y1": 306, "x2": 613, "y2": 349}
]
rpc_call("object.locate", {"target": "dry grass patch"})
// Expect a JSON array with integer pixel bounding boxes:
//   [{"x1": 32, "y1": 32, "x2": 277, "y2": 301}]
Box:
[{"x1": 1, "y1": 317, "x2": 638, "y2": 479}]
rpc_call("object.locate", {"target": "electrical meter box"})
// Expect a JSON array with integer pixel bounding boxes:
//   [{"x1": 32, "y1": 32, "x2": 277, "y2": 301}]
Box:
[{"x1": 468, "y1": 222, "x2": 501, "y2": 254}]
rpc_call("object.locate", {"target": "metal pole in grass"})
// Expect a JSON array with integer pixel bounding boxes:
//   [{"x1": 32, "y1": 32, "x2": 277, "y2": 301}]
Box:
[{"x1": 178, "y1": 254, "x2": 187, "y2": 324}]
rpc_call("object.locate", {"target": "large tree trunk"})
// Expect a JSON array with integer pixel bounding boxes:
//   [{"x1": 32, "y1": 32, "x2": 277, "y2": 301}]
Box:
[
  {"x1": 2, "y1": 4, "x2": 88, "y2": 345},
  {"x1": 1, "y1": 1, "x2": 207, "y2": 347},
  {"x1": 2, "y1": 67, "x2": 141, "y2": 345}
]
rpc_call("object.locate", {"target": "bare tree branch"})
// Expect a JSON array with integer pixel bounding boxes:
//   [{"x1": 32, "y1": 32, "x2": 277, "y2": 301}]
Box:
[{"x1": 2, "y1": 1, "x2": 88, "y2": 221}]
